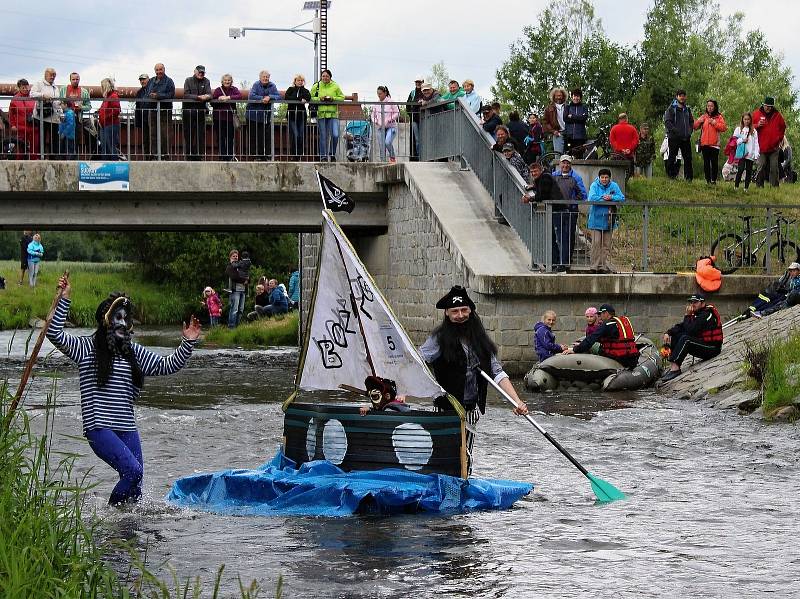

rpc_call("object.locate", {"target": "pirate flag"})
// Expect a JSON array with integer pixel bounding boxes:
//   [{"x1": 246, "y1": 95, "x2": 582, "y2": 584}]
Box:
[{"x1": 316, "y1": 171, "x2": 356, "y2": 213}]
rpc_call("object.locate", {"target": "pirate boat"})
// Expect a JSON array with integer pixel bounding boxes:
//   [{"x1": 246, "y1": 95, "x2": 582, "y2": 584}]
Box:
[{"x1": 168, "y1": 203, "x2": 532, "y2": 515}]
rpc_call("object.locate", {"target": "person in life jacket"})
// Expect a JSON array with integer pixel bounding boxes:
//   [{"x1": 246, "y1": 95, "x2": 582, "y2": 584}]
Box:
[
  {"x1": 419, "y1": 285, "x2": 528, "y2": 473},
  {"x1": 742, "y1": 262, "x2": 800, "y2": 318},
  {"x1": 563, "y1": 303, "x2": 640, "y2": 368},
  {"x1": 695, "y1": 256, "x2": 722, "y2": 293},
  {"x1": 660, "y1": 294, "x2": 723, "y2": 383}
]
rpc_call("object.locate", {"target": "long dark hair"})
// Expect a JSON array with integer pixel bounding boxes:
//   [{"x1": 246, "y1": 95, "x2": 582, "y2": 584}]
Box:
[
  {"x1": 433, "y1": 311, "x2": 497, "y2": 366},
  {"x1": 705, "y1": 99, "x2": 720, "y2": 117},
  {"x1": 740, "y1": 112, "x2": 753, "y2": 140},
  {"x1": 93, "y1": 293, "x2": 143, "y2": 389}
]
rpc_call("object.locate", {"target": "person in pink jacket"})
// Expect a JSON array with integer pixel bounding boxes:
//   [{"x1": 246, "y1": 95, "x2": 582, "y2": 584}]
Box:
[
  {"x1": 202, "y1": 286, "x2": 223, "y2": 326},
  {"x1": 371, "y1": 85, "x2": 399, "y2": 162},
  {"x1": 693, "y1": 99, "x2": 727, "y2": 184}
]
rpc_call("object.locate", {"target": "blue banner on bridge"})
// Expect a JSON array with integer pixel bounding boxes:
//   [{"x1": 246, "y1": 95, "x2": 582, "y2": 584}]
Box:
[{"x1": 78, "y1": 162, "x2": 130, "y2": 191}]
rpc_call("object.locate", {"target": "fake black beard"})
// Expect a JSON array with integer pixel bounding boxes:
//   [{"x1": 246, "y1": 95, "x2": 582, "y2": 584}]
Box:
[{"x1": 106, "y1": 327, "x2": 132, "y2": 356}]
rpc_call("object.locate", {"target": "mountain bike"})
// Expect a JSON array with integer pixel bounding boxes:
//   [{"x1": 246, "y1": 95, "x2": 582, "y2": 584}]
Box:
[{"x1": 710, "y1": 213, "x2": 800, "y2": 274}]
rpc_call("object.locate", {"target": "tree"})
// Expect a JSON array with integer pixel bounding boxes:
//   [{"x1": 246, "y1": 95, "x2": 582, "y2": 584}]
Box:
[{"x1": 428, "y1": 61, "x2": 450, "y2": 95}]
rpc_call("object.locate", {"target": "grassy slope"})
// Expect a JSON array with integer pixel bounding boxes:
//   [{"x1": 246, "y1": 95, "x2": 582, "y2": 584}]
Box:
[
  {"x1": 0, "y1": 261, "x2": 195, "y2": 330},
  {"x1": 204, "y1": 312, "x2": 299, "y2": 347},
  {"x1": 627, "y1": 176, "x2": 799, "y2": 204}
]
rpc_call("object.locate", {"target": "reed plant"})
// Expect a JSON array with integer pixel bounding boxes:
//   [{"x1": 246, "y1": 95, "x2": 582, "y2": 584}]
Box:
[
  {"x1": 0, "y1": 261, "x2": 197, "y2": 330},
  {"x1": 204, "y1": 313, "x2": 299, "y2": 348},
  {"x1": 759, "y1": 333, "x2": 800, "y2": 416}
]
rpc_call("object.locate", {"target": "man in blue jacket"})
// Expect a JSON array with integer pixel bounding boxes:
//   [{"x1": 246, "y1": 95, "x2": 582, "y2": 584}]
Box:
[
  {"x1": 258, "y1": 278, "x2": 289, "y2": 317},
  {"x1": 587, "y1": 168, "x2": 625, "y2": 273},
  {"x1": 246, "y1": 70, "x2": 282, "y2": 160},
  {"x1": 664, "y1": 89, "x2": 694, "y2": 181},
  {"x1": 145, "y1": 63, "x2": 175, "y2": 159},
  {"x1": 551, "y1": 155, "x2": 588, "y2": 270}
]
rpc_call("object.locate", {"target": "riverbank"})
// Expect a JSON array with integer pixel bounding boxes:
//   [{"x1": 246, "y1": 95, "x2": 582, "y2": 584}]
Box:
[
  {"x1": 658, "y1": 304, "x2": 800, "y2": 421},
  {"x1": 204, "y1": 313, "x2": 299, "y2": 347},
  {"x1": 0, "y1": 261, "x2": 196, "y2": 330}
]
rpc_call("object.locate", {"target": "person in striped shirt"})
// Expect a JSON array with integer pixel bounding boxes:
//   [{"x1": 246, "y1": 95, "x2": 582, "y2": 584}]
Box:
[{"x1": 47, "y1": 275, "x2": 201, "y2": 506}]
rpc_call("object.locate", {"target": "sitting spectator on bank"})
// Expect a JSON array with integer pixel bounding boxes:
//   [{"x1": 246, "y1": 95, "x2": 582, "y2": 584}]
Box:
[
  {"x1": 492, "y1": 125, "x2": 523, "y2": 154},
  {"x1": 502, "y1": 143, "x2": 529, "y2": 182},
  {"x1": 246, "y1": 283, "x2": 269, "y2": 321},
  {"x1": 584, "y1": 307, "x2": 601, "y2": 336},
  {"x1": 587, "y1": 168, "x2": 625, "y2": 274},
  {"x1": 202, "y1": 286, "x2": 222, "y2": 326},
  {"x1": 661, "y1": 294, "x2": 723, "y2": 382},
  {"x1": 507, "y1": 111, "x2": 528, "y2": 148},
  {"x1": 634, "y1": 123, "x2": 656, "y2": 178},
  {"x1": 288, "y1": 268, "x2": 300, "y2": 309},
  {"x1": 462, "y1": 79, "x2": 482, "y2": 117},
  {"x1": 440, "y1": 80, "x2": 465, "y2": 110},
  {"x1": 534, "y1": 310, "x2": 567, "y2": 362},
  {"x1": 609, "y1": 113, "x2": 639, "y2": 175},
  {"x1": 743, "y1": 262, "x2": 800, "y2": 318},
  {"x1": 248, "y1": 279, "x2": 289, "y2": 320},
  {"x1": 359, "y1": 376, "x2": 409, "y2": 415},
  {"x1": 523, "y1": 113, "x2": 544, "y2": 165},
  {"x1": 480, "y1": 105, "x2": 501, "y2": 138}
]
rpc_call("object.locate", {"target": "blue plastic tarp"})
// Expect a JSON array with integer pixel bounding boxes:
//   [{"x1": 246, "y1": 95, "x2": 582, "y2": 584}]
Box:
[{"x1": 166, "y1": 450, "x2": 533, "y2": 517}]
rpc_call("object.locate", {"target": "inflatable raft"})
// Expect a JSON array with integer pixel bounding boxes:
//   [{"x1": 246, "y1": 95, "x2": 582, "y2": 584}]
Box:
[{"x1": 524, "y1": 339, "x2": 662, "y2": 392}]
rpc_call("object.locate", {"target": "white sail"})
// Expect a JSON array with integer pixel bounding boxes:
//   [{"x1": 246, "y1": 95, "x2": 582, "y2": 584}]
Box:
[{"x1": 298, "y1": 210, "x2": 445, "y2": 400}]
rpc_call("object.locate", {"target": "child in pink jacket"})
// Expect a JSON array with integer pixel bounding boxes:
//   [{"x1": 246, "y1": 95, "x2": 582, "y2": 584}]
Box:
[{"x1": 203, "y1": 286, "x2": 222, "y2": 326}]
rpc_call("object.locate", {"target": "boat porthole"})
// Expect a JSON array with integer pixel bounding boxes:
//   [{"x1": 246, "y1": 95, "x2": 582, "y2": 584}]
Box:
[
  {"x1": 322, "y1": 419, "x2": 348, "y2": 464},
  {"x1": 305, "y1": 418, "x2": 319, "y2": 460},
  {"x1": 392, "y1": 423, "x2": 433, "y2": 471}
]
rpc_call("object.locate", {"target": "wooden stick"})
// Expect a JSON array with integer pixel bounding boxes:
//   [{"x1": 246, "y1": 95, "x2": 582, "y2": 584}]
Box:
[{"x1": 4, "y1": 271, "x2": 68, "y2": 430}]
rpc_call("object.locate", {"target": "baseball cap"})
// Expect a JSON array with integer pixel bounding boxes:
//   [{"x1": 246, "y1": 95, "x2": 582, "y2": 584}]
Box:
[
  {"x1": 502, "y1": 143, "x2": 515, "y2": 151},
  {"x1": 421, "y1": 82, "x2": 433, "y2": 91},
  {"x1": 598, "y1": 303, "x2": 614, "y2": 314},
  {"x1": 138, "y1": 73, "x2": 149, "y2": 80},
  {"x1": 559, "y1": 154, "x2": 573, "y2": 163},
  {"x1": 764, "y1": 96, "x2": 775, "y2": 107},
  {"x1": 687, "y1": 294, "x2": 705, "y2": 302},
  {"x1": 788, "y1": 262, "x2": 800, "y2": 270},
  {"x1": 414, "y1": 75, "x2": 425, "y2": 82},
  {"x1": 195, "y1": 65, "x2": 206, "y2": 72}
]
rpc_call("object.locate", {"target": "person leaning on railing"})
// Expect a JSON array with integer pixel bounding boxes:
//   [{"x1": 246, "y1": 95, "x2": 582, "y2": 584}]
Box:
[
  {"x1": 372, "y1": 85, "x2": 399, "y2": 163},
  {"x1": 246, "y1": 70, "x2": 281, "y2": 161},
  {"x1": 30, "y1": 67, "x2": 63, "y2": 159},
  {"x1": 284, "y1": 74, "x2": 312, "y2": 159},
  {"x1": 134, "y1": 74, "x2": 150, "y2": 156},
  {"x1": 182, "y1": 65, "x2": 213, "y2": 161},
  {"x1": 311, "y1": 69, "x2": 345, "y2": 162},
  {"x1": 98, "y1": 78, "x2": 121, "y2": 160},
  {"x1": 211, "y1": 74, "x2": 242, "y2": 162},
  {"x1": 8, "y1": 78, "x2": 39, "y2": 159},
  {"x1": 145, "y1": 63, "x2": 175, "y2": 159},
  {"x1": 587, "y1": 168, "x2": 625, "y2": 274}
]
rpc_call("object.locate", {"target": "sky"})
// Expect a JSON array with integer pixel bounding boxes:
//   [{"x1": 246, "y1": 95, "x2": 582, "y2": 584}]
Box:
[{"x1": 1, "y1": 0, "x2": 798, "y2": 103}]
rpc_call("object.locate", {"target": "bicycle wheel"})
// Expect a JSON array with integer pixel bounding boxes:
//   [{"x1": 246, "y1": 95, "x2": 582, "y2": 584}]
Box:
[
  {"x1": 710, "y1": 233, "x2": 744, "y2": 274},
  {"x1": 764, "y1": 240, "x2": 800, "y2": 272},
  {"x1": 538, "y1": 152, "x2": 559, "y2": 169}
]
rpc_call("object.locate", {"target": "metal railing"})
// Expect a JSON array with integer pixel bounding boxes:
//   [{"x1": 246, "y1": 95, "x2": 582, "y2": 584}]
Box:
[{"x1": 0, "y1": 97, "x2": 417, "y2": 163}]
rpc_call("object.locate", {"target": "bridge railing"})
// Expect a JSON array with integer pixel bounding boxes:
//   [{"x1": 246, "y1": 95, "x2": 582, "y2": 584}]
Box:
[{"x1": 0, "y1": 97, "x2": 421, "y2": 163}]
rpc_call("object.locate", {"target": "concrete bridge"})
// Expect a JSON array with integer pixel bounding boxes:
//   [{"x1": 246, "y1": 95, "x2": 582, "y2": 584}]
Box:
[{"x1": 0, "y1": 159, "x2": 772, "y2": 374}]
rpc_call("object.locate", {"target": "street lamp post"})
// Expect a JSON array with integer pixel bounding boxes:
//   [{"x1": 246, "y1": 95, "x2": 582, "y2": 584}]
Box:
[{"x1": 228, "y1": 21, "x2": 320, "y2": 79}]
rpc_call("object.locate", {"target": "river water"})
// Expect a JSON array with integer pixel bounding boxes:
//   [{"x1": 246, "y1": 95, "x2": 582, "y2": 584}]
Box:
[{"x1": 3, "y1": 327, "x2": 799, "y2": 598}]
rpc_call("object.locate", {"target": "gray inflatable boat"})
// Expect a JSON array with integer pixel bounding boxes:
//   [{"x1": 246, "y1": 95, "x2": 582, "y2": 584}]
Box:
[{"x1": 524, "y1": 339, "x2": 662, "y2": 392}]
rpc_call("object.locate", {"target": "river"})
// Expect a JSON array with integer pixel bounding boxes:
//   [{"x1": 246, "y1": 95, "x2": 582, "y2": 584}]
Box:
[{"x1": 3, "y1": 327, "x2": 799, "y2": 598}]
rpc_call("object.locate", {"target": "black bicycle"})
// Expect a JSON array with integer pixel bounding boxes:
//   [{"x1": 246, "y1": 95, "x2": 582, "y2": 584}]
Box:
[{"x1": 710, "y1": 213, "x2": 800, "y2": 274}]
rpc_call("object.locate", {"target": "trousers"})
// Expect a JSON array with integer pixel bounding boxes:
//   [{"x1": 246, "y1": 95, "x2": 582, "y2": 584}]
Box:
[{"x1": 85, "y1": 428, "x2": 144, "y2": 506}]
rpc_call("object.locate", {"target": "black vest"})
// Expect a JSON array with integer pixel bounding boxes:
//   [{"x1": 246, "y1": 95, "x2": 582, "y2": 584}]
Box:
[{"x1": 431, "y1": 342, "x2": 492, "y2": 414}]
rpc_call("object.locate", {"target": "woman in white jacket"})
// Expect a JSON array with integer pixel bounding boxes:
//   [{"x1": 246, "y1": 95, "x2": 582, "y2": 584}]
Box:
[
  {"x1": 733, "y1": 112, "x2": 760, "y2": 190},
  {"x1": 371, "y1": 85, "x2": 399, "y2": 162},
  {"x1": 30, "y1": 67, "x2": 63, "y2": 158}
]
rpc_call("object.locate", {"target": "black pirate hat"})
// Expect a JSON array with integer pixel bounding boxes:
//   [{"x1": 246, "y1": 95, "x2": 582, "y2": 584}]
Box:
[{"x1": 435, "y1": 285, "x2": 476, "y2": 310}]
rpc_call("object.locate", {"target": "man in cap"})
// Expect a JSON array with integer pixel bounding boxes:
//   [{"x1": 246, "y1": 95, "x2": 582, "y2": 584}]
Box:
[
  {"x1": 481, "y1": 104, "x2": 501, "y2": 138},
  {"x1": 744, "y1": 262, "x2": 800, "y2": 318},
  {"x1": 406, "y1": 76, "x2": 425, "y2": 161},
  {"x1": 501, "y1": 142, "x2": 528, "y2": 181},
  {"x1": 551, "y1": 154, "x2": 587, "y2": 270},
  {"x1": 661, "y1": 294, "x2": 723, "y2": 382},
  {"x1": 420, "y1": 285, "x2": 527, "y2": 472},
  {"x1": 46, "y1": 274, "x2": 201, "y2": 506},
  {"x1": 522, "y1": 161, "x2": 566, "y2": 270},
  {"x1": 146, "y1": 63, "x2": 175, "y2": 159},
  {"x1": 563, "y1": 304, "x2": 640, "y2": 368},
  {"x1": 753, "y1": 96, "x2": 787, "y2": 187},
  {"x1": 134, "y1": 73, "x2": 151, "y2": 154},
  {"x1": 183, "y1": 65, "x2": 212, "y2": 160}
]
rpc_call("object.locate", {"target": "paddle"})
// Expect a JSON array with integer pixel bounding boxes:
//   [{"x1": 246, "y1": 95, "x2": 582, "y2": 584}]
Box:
[
  {"x1": 4, "y1": 271, "x2": 68, "y2": 432},
  {"x1": 479, "y1": 369, "x2": 626, "y2": 503}
]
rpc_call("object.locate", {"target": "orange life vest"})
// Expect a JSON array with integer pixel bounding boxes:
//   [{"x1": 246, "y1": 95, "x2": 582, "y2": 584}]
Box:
[
  {"x1": 695, "y1": 257, "x2": 722, "y2": 292},
  {"x1": 696, "y1": 304, "x2": 723, "y2": 344},
  {"x1": 599, "y1": 316, "x2": 640, "y2": 359}
]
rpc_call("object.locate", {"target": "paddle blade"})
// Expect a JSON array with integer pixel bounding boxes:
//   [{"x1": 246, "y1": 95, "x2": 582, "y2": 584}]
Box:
[{"x1": 588, "y1": 473, "x2": 626, "y2": 503}]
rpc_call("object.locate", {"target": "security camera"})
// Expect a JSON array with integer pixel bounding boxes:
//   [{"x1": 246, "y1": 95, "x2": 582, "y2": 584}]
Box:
[{"x1": 229, "y1": 28, "x2": 243, "y2": 39}]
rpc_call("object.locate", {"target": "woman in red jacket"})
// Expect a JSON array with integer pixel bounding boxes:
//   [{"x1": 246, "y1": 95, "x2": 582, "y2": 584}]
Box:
[
  {"x1": 8, "y1": 78, "x2": 39, "y2": 159},
  {"x1": 693, "y1": 99, "x2": 727, "y2": 184},
  {"x1": 98, "y1": 78, "x2": 121, "y2": 160}
]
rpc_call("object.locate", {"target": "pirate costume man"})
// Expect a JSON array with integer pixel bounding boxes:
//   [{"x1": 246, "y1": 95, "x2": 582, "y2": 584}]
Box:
[
  {"x1": 419, "y1": 286, "x2": 527, "y2": 472},
  {"x1": 46, "y1": 275, "x2": 201, "y2": 506}
]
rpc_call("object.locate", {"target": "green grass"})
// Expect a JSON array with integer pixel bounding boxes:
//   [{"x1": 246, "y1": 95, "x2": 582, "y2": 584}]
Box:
[
  {"x1": 627, "y1": 176, "x2": 800, "y2": 204},
  {"x1": 0, "y1": 261, "x2": 198, "y2": 330},
  {"x1": 204, "y1": 312, "x2": 299, "y2": 347},
  {"x1": 758, "y1": 334, "x2": 800, "y2": 417}
]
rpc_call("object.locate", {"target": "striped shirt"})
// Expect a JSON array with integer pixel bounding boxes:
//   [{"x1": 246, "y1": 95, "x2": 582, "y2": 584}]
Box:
[{"x1": 47, "y1": 297, "x2": 197, "y2": 434}]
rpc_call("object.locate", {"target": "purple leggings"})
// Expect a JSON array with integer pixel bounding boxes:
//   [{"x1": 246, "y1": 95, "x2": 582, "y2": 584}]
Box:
[{"x1": 85, "y1": 428, "x2": 143, "y2": 506}]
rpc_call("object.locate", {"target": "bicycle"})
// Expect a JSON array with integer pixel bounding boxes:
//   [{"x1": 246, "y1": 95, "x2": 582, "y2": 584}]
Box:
[{"x1": 710, "y1": 213, "x2": 800, "y2": 274}]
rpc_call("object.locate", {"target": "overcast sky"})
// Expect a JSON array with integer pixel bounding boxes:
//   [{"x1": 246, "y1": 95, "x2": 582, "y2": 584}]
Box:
[{"x1": 2, "y1": 1, "x2": 797, "y2": 103}]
